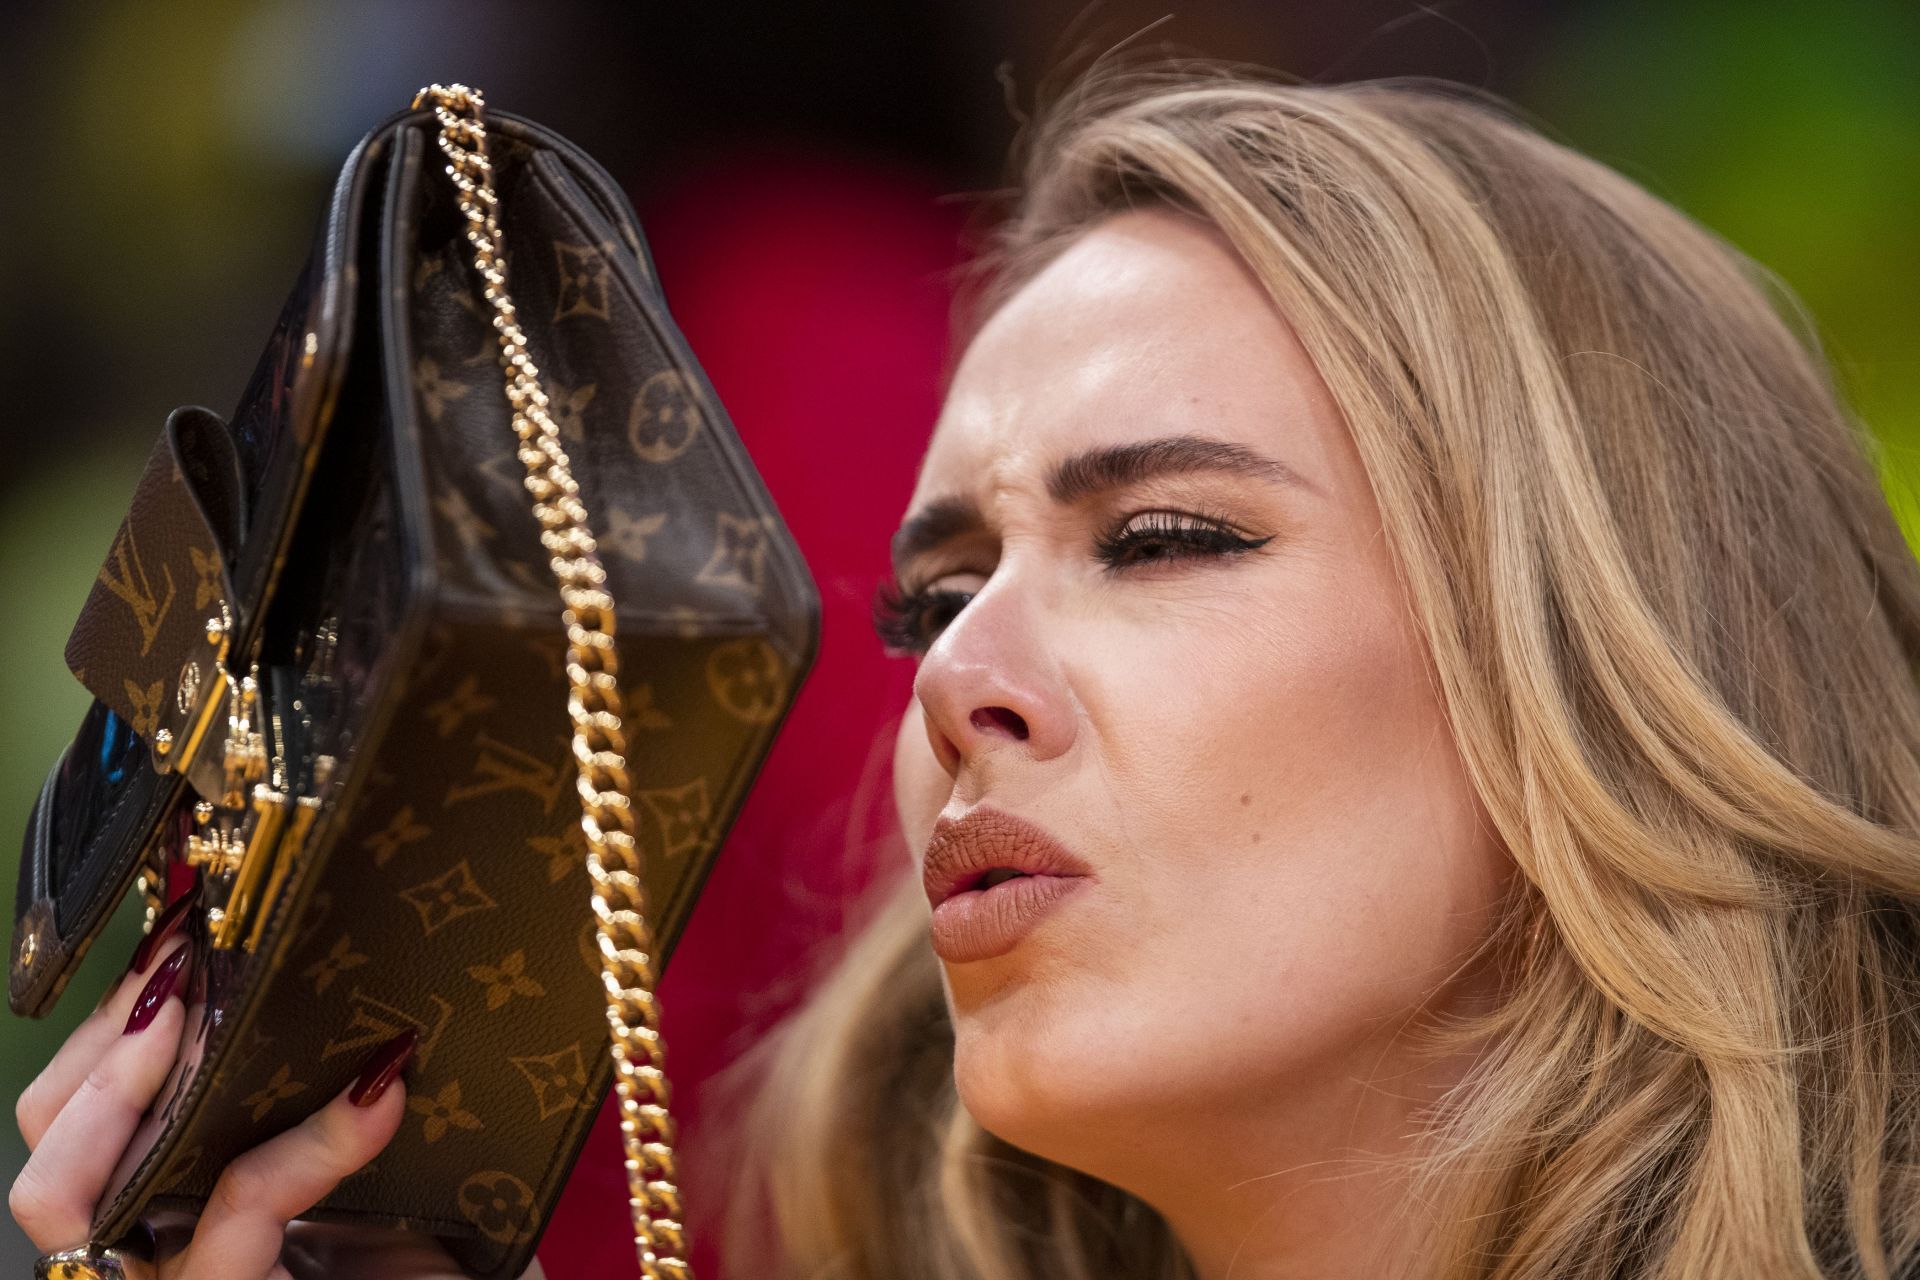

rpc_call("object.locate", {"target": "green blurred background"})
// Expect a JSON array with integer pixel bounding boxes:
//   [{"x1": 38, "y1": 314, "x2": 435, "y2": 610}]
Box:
[{"x1": 1, "y1": 0, "x2": 1915, "y2": 1272}]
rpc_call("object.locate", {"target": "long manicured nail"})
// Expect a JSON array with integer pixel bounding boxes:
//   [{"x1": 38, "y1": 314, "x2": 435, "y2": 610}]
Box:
[
  {"x1": 349, "y1": 1029, "x2": 419, "y2": 1107},
  {"x1": 128, "y1": 880, "x2": 201, "y2": 977},
  {"x1": 123, "y1": 945, "x2": 190, "y2": 1035}
]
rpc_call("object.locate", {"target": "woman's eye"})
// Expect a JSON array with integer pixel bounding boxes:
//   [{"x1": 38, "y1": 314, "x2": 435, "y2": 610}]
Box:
[
  {"x1": 870, "y1": 512, "x2": 1272, "y2": 656},
  {"x1": 871, "y1": 579, "x2": 975, "y2": 657},
  {"x1": 1093, "y1": 510, "x2": 1273, "y2": 568}
]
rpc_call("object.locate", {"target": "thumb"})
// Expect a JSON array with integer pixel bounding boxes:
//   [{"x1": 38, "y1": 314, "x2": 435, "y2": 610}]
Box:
[{"x1": 170, "y1": 1030, "x2": 416, "y2": 1279}]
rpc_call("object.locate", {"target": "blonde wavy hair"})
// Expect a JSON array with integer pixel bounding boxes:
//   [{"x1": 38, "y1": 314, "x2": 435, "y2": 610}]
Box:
[{"x1": 700, "y1": 59, "x2": 1920, "y2": 1280}]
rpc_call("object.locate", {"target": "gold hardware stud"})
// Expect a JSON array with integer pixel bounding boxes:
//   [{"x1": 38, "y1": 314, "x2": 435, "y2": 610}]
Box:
[
  {"x1": 176, "y1": 660, "x2": 202, "y2": 715},
  {"x1": 193, "y1": 799, "x2": 214, "y2": 824},
  {"x1": 186, "y1": 825, "x2": 245, "y2": 878},
  {"x1": 15, "y1": 930, "x2": 37, "y2": 970},
  {"x1": 153, "y1": 728, "x2": 174, "y2": 756},
  {"x1": 223, "y1": 731, "x2": 267, "y2": 790},
  {"x1": 205, "y1": 613, "x2": 228, "y2": 646}
]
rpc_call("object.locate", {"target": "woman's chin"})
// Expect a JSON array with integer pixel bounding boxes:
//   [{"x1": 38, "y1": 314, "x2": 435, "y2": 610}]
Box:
[{"x1": 950, "y1": 1021, "x2": 1146, "y2": 1160}]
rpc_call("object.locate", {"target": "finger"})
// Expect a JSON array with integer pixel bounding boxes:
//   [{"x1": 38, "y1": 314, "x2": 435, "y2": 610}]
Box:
[
  {"x1": 17, "y1": 917, "x2": 196, "y2": 1150},
  {"x1": 174, "y1": 1049, "x2": 412, "y2": 1280},
  {"x1": 7, "y1": 978, "x2": 188, "y2": 1252}
]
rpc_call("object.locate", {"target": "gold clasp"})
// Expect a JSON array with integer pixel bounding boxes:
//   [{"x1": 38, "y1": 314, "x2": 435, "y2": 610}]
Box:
[
  {"x1": 175, "y1": 656, "x2": 300, "y2": 949},
  {"x1": 152, "y1": 604, "x2": 233, "y2": 779},
  {"x1": 189, "y1": 783, "x2": 294, "y2": 951}
]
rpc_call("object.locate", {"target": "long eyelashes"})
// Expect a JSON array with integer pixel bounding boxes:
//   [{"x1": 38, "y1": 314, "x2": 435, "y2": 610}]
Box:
[
  {"x1": 871, "y1": 577, "x2": 975, "y2": 656},
  {"x1": 1091, "y1": 509, "x2": 1273, "y2": 569},
  {"x1": 871, "y1": 512, "x2": 1273, "y2": 657}
]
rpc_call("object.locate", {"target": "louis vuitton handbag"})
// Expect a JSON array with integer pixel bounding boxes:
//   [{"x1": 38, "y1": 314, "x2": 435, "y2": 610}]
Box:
[{"x1": 8, "y1": 84, "x2": 818, "y2": 1278}]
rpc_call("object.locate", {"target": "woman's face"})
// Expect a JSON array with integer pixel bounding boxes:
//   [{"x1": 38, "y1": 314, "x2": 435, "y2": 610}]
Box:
[{"x1": 885, "y1": 207, "x2": 1511, "y2": 1186}]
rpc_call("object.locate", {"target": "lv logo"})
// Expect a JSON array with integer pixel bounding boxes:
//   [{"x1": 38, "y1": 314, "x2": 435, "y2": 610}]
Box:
[
  {"x1": 322, "y1": 987, "x2": 455, "y2": 1066},
  {"x1": 98, "y1": 526, "x2": 175, "y2": 655},
  {"x1": 445, "y1": 733, "x2": 571, "y2": 814},
  {"x1": 123, "y1": 678, "x2": 164, "y2": 738}
]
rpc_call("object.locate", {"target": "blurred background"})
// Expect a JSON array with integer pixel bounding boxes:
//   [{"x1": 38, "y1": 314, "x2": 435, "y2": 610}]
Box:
[{"x1": 1, "y1": 1, "x2": 1915, "y2": 1275}]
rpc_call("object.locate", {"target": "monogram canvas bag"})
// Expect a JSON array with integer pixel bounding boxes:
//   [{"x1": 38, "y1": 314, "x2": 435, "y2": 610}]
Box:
[{"x1": 9, "y1": 85, "x2": 818, "y2": 1278}]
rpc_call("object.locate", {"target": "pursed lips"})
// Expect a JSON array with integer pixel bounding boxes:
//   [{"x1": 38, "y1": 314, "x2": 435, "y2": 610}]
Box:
[{"x1": 921, "y1": 806, "x2": 1095, "y2": 908}]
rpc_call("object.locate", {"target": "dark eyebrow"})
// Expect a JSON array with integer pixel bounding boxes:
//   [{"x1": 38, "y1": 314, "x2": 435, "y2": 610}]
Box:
[
  {"x1": 889, "y1": 496, "x2": 984, "y2": 574},
  {"x1": 890, "y1": 433, "x2": 1313, "y2": 574},
  {"x1": 1046, "y1": 434, "x2": 1314, "y2": 505}
]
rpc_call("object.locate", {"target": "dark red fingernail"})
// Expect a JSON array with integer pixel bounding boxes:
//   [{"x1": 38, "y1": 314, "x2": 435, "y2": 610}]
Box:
[
  {"x1": 349, "y1": 1029, "x2": 419, "y2": 1107},
  {"x1": 123, "y1": 945, "x2": 190, "y2": 1035},
  {"x1": 128, "y1": 880, "x2": 201, "y2": 977}
]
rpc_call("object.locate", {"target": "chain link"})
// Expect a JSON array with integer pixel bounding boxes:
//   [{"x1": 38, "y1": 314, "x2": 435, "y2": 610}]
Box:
[{"x1": 412, "y1": 83, "x2": 691, "y2": 1279}]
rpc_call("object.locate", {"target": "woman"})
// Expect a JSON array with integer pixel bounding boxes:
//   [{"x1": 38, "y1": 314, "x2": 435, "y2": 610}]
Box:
[
  {"x1": 716, "y1": 62, "x2": 1920, "y2": 1280},
  {"x1": 18, "y1": 60, "x2": 1920, "y2": 1279}
]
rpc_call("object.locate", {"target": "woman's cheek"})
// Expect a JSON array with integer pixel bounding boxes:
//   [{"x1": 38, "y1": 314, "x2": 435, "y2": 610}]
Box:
[{"x1": 1082, "y1": 593, "x2": 1365, "y2": 820}]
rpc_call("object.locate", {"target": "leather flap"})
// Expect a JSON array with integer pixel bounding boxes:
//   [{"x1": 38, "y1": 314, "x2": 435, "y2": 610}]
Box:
[
  {"x1": 9, "y1": 702, "x2": 177, "y2": 1017},
  {"x1": 62, "y1": 406, "x2": 242, "y2": 751}
]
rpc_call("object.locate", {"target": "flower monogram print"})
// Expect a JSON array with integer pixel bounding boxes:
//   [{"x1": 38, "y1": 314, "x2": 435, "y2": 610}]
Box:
[
  {"x1": 467, "y1": 948, "x2": 546, "y2": 1011},
  {"x1": 189, "y1": 544, "x2": 223, "y2": 610},
  {"x1": 410, "y1": 1079, "x2": 484, "y2": 1143},
  {"x1": 551, "y1": 241, "x2": 611, "y2": 322},
  {"x1": 625, "y1": 368, "x2": 704, "y2": 463},
  {"x1": 398, "y1": 859, "x2": 499, "y2": 937},
  {"x1": 424, "y1": 674, "x2": 499, "y2": 738},
  {"x1": 544, "y1": 377, "x2": 597, "y2": 443},
  {"x1": 303, "y1": 934, "x2": 369, "y2": 995},
  {"x1": 602, "y1": 506, "x2": 668, "y2": 564},
  {"x1": 242, "y1": 1064, "x2": 307, "y2": 1123},
  {"x1": 694, "y1": 511, "x2": 772, "y2": 596},
  {"x1": 639, "y1": 777, "x2": 714, "y2": 860},
  {"x1": 706, "y1": 637, "x2": 789, "y2": 724},
  {"x1": 508, "y1": 1041, "x2": 589, "y2": 1121},
  {"x1": 458, "y1": 1170, "x2": 537, "y2": 1245},
  {"x1": 364, "y1": 805, "x2": 431, "y2": 869},
  {"x1": 123, "y1": 677, "x2": 164, "y2": 737},
  {"x1": 525, "y1": 823, "x2": 587, "y2": 885},
  {"x1": 411, "y1": 356, "x2": 471, "y2": 422}
]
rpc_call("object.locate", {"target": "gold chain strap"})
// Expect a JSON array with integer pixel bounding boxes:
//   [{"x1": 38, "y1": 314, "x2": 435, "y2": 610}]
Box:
[{"x1": 411, "y1": 83, "x2": 692, "y2": 1279}]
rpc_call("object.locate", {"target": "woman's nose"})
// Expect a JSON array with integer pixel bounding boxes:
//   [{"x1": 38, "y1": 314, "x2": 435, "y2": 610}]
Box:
[{"x1": 910, "y1": 578, "x2": 1075, "y2": 778}]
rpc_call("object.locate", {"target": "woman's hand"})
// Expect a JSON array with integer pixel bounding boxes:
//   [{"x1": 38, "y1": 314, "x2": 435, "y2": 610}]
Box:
[{"x1": 9, "y1": 930, "x2": 487, "y2": 1278}]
